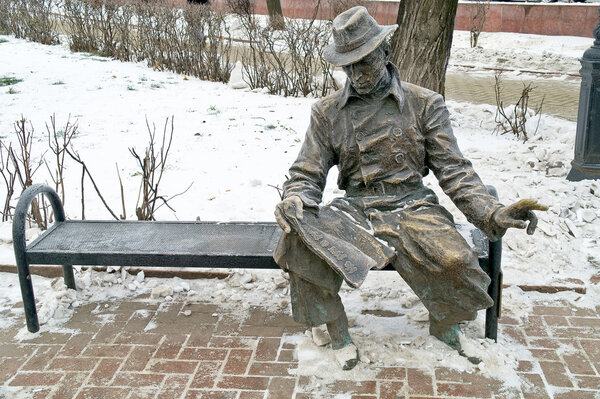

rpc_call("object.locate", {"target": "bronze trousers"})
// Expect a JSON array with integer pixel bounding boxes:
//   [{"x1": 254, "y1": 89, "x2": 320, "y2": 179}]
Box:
[{"x1": 282, "y1": 196, "x2": 493, "y2": 327}]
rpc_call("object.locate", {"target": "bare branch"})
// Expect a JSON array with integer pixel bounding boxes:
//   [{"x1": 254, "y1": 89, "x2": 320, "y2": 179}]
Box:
[
  {"x1": 116, "y1": 163, "x2": 126, "y2": 220},
  {"x1": 494, "y1": 72, "x2": 543, "y2": 143},
  {"x1": 11, "y1": 116, "x2": 46, "y2": 229},
  {"x1": 129, "y1": 116, "x2": 183, "y2": 220},
  {"x1": 46, "y1": 114, "x2": 78, "y2": 205},
  {"x1": 153, "y1": 182, "x2": 194, "y2": 213},
  {"x1": 65, "y1": 147, "x2": 120, "y2": 220},
  {"x1": 267, "y1": 183, "x2": 284, "y2": 201},
  {"x1": 0, "y1": 141, "x2": 17, "y2": 221}
]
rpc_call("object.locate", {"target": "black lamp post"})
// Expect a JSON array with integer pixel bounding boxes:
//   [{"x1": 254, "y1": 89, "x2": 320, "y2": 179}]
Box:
[{"x1": 568, "y1": 8, "x2": 600, "y2": 181}]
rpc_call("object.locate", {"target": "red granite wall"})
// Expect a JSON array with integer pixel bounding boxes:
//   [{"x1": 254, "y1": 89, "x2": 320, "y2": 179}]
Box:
[
  {"x1": 455, "y1": 2, "x2": 598, "y2": 37},
  {"x1": 208, "y1": 0, "x2": 597, "y2": 38}
]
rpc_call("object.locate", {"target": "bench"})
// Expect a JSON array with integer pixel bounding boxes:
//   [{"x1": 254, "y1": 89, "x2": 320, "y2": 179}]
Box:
[{"x1": 13, "y1": 184, "x2": 503, "y2": 341}]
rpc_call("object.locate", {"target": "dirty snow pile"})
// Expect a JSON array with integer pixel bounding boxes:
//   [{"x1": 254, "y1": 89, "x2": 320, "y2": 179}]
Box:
[
  {"x1": 0, "y1": 266, "x2": 293, "y2": 340},
  {"x1": 0, "y1": 32, "x2": 598, "y2": 395}
]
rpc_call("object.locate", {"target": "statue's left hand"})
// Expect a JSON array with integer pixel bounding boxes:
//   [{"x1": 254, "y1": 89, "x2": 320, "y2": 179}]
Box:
[
  {"x1": 274, "y1": 195, "x2": 305, "y2": 234},
  {"x1": 492, "y1": 199, "x2": 549, "y2": 235}
]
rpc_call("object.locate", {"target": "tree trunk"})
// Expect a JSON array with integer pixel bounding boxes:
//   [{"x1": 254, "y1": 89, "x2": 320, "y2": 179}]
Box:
[
  {"x1": 389, "y1": 0, "x2": 458, "y2": 97},
  {"x1": 266, "y1": 0, "x2": 285, "y2": 29}
]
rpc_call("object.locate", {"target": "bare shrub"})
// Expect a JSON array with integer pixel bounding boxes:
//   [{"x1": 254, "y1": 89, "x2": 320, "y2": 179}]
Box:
[
  {"x1": 12, "y1": 118, "x2": 42, "y2": 191},
  {"x1": 129, "y1": 117, "x2": 191, "y2": 221},
  {"x1": 45, "y1": 114, "x2": 78, "y2": 205},
  {"x1": 5, "y1": 0, "x2": 32, "y2": 40},
  {"x1": 470, "y1": 0, "x2": 489, "y2": 48},
  {"x1": 11, "y1": 117, "x2": 47, "y2": 228},
  {"x1": 226, "y1": 0, "x2": 254, "y2": 16},
  {"x1": 95, "y1": 0, "x2": 120, "y2": 57},
  {"x1": 135, "y1": 1, "x2": 183, "y2": 72},
  {"x1": 6, "y1": 0, "x2": 332, "y2": 96},
  {"x1": 16, "y1": 0, "x2": 59, "y2": 45},
  {"x1": 234, "y1": 9, "x2": 336, "y2": 97},
  {"x1": 236, "y1": 13, "x2": 274, "y2": 90},
  {"x1": 494, "y1": 72, "x2": 544, "y2": 143},
  {"x1": 63, "y1": 0, "x2": 100, "y2": 53},
  {"x1": 284, "y1": 18, "x2": 336, "y2": 96},
  {"x1": 266, "y1": 19, "x2": 335, "y2": 96},
  {"x1": 260, "y1": 27, "x2": 293, "y2": 96},
  {"x1": 5, "y1": 114, "x2": 191, "y2": 222},
  {"x1": 227, "y1": 0, "x2": 336, "y2": 96},
  {"x1": 183, "y1": 4, "x2": 233, "y2": 82},
  {"x1": 65, "y1": 117, "x2": 190, "y2": 221},
  {"x1": 0, "y1": 142, "x2": 17, "y2": 221},
  {"x1": 94, "y1": 0, "x2": 136, "y2": 59},
  {"x1": 134, "y1": 1, "x2": 232, "y2": 82},
  {"x1": 0, "y1": 0, "x2": 10, "y2": 34},
  {"x1": 63, "y1": 0, "x2": 136, "y2": 60},
  {"x1": 2, "y1": 0, "x2": 60, "y2": 44},
  {"x1": 110, "y1": 0, "x2": 136, "y2": 61},
  {"x1": 131, "y1": 0, "x2": 154, "y2": 63}
]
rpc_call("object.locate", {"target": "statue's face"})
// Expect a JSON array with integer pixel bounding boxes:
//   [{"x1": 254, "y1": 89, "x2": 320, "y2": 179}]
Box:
[{"x1": 343, "y1": 46, "x2": 387, "y2": 95}]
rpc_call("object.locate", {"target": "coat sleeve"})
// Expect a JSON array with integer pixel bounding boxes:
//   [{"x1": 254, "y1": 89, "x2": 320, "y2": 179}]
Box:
[
  {"x1": 423, "y1": 93, "x2": 504, "y2": 241},
  {"x1": 283, "y1": 104, "x2": 335, "y2": 207}
]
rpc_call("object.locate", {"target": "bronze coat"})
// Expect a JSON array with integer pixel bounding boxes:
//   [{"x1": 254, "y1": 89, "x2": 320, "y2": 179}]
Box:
[{"x1": 274, "y1": 63, "x2": 501, "y2": 320}]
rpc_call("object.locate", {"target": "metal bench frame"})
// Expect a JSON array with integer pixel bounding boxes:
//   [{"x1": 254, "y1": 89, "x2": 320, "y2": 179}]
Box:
[{"x1": 13, "y1": 184, "x2": 503, "y2": 341}]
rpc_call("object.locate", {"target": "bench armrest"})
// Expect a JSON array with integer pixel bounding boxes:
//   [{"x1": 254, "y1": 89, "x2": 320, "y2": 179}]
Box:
[{"x1": 13, "y1": 184, "x2": 73, "y2": 333}]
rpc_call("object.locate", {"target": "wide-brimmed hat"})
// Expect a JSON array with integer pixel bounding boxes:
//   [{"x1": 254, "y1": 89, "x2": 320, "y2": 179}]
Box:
[{"x1": 323, "y1": 6, "x2": 397, "y2": 67}]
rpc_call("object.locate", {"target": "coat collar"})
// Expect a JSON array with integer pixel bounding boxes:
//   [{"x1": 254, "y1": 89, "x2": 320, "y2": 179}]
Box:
[{"x1": 338, "y1": 62, "x2": 405, "y2": 110}]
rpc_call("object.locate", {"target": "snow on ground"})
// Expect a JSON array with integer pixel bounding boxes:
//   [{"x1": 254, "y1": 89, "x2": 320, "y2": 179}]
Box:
[
  {"x1": 0, "y1": 31, "x2": 599, "y2": 393},
  {"x1": 450, "y1": 30, "x2": 592, "y2": 76}
]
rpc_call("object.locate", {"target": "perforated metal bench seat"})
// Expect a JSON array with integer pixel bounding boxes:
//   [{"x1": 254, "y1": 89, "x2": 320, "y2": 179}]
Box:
[
  {"x1": 25, "y1": 220, "x2": 490, "y2": 270},
  {"x1": 13, "y1": 184, "x2": 502, "y2": 340},
  {"x1": 26, "y1": 221, "x2": 283, "y2": 269}
]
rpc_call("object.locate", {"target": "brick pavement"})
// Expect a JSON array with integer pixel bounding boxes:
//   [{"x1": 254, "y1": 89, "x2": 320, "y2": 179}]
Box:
[{"x1": 1, "y1": 293, "x2": 599, "y2": 398}]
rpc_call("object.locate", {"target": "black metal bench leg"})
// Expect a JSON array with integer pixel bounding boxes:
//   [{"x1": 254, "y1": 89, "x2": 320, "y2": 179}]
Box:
[
  {"x1": 484, "y1": 185, "x2": 502, "y2": 342},
  {"x1": 14, "y1": 238, "x2": 39, "y2": 333},
  {"x1": 485, "y1": 238, "x2": 502, "y2": 341},
  {"x1": 12, "y1": 184, "x2": 74, "y2": 333},
  {"x1": 62, "y1": 265, "x2": 76, "y2": 290}
]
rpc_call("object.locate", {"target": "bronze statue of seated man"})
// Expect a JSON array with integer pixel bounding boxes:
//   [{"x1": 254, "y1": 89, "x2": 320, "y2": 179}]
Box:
[{"x1": 274, "y1": 6, "x2": 546, "y2": 370}]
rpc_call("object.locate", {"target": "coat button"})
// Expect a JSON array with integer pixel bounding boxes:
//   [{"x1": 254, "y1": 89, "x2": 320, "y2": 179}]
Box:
[
  {"x1": 395, "y1": 153, "x2": 405, "y2": 163},
  {"x1": 356, "y1": 131, "x2": 364, "y2": 141},
  {"x1": 392, "y1": 128, "x2": 402, "y2": 137}
]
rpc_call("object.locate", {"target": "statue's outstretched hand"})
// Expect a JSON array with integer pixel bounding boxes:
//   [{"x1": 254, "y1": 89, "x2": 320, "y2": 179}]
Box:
[
  {"x1": 492, "y1": 199, "x2": 548, "y2": 236},
  {"x1": 274, "y1": 195, "x2": 304, "y2": 233}
]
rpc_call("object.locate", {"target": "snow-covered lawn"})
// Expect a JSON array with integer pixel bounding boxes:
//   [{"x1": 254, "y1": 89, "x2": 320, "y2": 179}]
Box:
[{"x1": 0, "y1": 31, "x2": 598, "y2": 391}]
